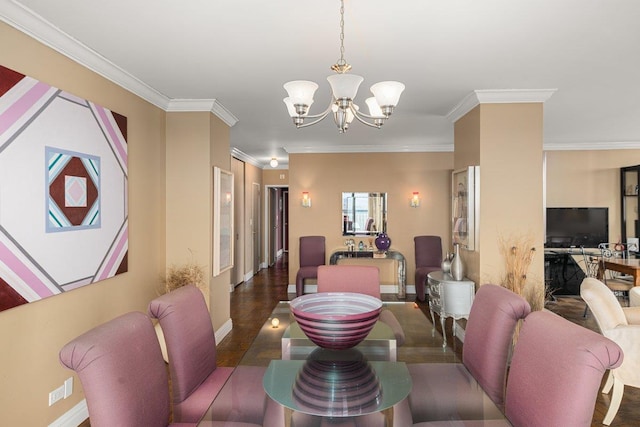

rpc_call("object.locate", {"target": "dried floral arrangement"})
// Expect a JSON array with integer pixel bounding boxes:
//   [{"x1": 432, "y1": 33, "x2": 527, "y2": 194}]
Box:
[
  {"x1": 498, "y1": 233, "x2": 545, "y2": 311},
  {"x1": 160, "y1": 250, "x2": 206, "y2": 295}
]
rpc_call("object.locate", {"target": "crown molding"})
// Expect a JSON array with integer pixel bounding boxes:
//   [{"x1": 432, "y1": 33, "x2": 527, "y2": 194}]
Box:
[
  {"x1": 230, "y1": 148, "x2": 261, "y2": 168},
  {"x1": 0, "y1": 1, "x2": 237, "y2": 125},
  {"x1": 167, "y1": 99, "x2": 238, "y2": 127},
  {"x1": 544, "y1": 140, "x2": 640, "y2": 151},
  {"x1": 447, "y1": 89, "x2": 557, "y2": 124},
  {"x1": 284, "y1": 142, "x2": 453, "y2": 154},
  {"x1": 0, "y1": 1, "x2": 170, "y2": 110}
]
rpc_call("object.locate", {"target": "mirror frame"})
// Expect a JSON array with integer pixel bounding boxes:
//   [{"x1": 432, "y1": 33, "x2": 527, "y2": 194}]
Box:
[{"x1": 341, "y1": 192, "x2": 387, "y2": 236}]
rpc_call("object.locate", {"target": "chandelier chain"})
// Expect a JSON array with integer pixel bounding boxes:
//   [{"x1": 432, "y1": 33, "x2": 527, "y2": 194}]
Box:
[
  {"x1": 338, "y1": 0, "x2": 345, "y2": 65},
  {"x1": 331, "y1": 0, "x2": 351, "y2": 73}
]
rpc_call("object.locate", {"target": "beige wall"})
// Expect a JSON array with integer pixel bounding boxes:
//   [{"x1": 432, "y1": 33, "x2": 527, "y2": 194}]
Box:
[
  {"x1": 0, "y1": 22, "x2": 167, "y2": 425},
  {"x1": 210, "y1": 115, "x2": 232, "y2": 315},
  {"x1": 0, "y1": 22, "x2": 231, "y2": 426},
  {"x1": 263, "y1": 168, "x2": 289, "y2": 186},
  {"x1": 244, "y1": 162, "x2": 263, "y2": 276},
  {"x1": 454, "y1": 104, "x2": 545, "y2": 294},
  {"x1": 288, "y1": 152, "x2": 454, "y2": 288},
  {"x1": 166, "y1": 112, "x2": 231, "y2": 324},
  {"x1": 546, "y1": 150, "x2": 640, "y2": 244}
]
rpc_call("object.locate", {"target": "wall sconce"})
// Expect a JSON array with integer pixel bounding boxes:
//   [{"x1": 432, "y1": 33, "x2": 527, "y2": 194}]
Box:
[
  {"x1": 301, "y1": 191, "x2": 312, "y2": 208},
  {"x1": 410, "y1": 191, "x2": 420, "y2": 208}
]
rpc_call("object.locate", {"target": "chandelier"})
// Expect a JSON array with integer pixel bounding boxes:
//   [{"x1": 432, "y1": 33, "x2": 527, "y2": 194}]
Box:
[{"x1": 283, "y1": 0, "x2": 405, "y2": 133}]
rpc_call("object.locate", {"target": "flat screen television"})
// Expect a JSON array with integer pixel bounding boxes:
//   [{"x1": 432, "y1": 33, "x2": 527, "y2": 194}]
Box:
[{"x1": 545, "y1": 207, "x2": 609, "y2": 248}]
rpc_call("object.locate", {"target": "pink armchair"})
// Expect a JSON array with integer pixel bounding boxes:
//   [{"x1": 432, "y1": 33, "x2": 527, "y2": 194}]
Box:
[
  {"x1": 296, "y1": 236, "x2": 326, "y2": 296},
  {"x1": 414, "y1": 236, "x2": 443, "y2": 301},
  {"x1": 149, "y1": 285, "x2": 283, "y2": 425},
  {"x1": 59, "y1": 312, "x2": 198, "y2": 427},
  {"x1": 317, "y1": 264, "x2": 406, "y2": 346},
  {"x1": 397, "y1": 284, "x2": 530, "y2": 423}
]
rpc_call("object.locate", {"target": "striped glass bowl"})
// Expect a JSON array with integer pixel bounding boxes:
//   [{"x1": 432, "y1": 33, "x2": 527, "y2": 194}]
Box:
[{"x1": 290, "y1": 292, "x2": 382, "y2": 350}]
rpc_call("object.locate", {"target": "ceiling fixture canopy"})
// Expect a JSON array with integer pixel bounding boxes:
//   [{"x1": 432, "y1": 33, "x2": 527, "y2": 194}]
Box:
[{"x1": 283, "y1": 0, "x2": 405, "y2": 133}]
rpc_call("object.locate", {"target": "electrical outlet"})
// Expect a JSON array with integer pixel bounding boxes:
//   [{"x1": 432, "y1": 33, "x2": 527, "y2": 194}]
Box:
[
  {"x1": 48, "y1": 385, "x2": 65, "y2": 406},
  {"x1": 64, "y1": 377, "x2": 73, "y2": 398}
]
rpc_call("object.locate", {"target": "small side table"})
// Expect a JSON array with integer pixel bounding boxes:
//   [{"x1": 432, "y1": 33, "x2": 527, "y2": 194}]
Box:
[{"x1": 427, "y1": 271, "x2": 475, "y2": 347}]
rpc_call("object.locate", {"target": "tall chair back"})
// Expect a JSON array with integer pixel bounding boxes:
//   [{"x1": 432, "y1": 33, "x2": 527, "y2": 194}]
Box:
[
  {"x1": 414, "y1": 236, "x2": 443, "y2": 301},
  {"x1": 296, "y1": 236, "x2": 326, "y2": 296},
  {"x1": 59, "y1": 312, "x2": 173, "y2": 427},
  {"x1": 317, "y1": 264, "x2": 380, "y2": 297},
  {"x1": 398, "y1": 284, "x2": 530, "y2": 423},
  {"x1": 149, "y1": 285, "x2": 234, "y2": 423},
  {"x1": 462, "y1": 284, "x2": 532, "y2": 406},
  {"x1": 505, "y1": 310, "x2": 623, "y2": 427}
]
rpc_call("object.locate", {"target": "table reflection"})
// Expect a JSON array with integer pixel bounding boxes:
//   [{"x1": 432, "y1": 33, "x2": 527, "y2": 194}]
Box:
[{"x1": 292, "y1": 348, "x2": 382, "y2": 416}]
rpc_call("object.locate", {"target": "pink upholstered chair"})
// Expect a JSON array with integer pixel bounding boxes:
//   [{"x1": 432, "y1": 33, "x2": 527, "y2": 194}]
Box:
[
  {"x1": 407, "y1": 311, "x2": 623, "y2": 427},
  {"x1": 414, "y1": 236, "x2": 443, "y2": 301},
  {"x1": 317, "y1": 264, "x2": 406, "y2": 346},
  {"x1": 397, "y1": 284, "x2": 531, "y2": 423},
  {"x1": 581, "y1": 277, "x2": 640, "y2": 425},
  {"x1": 502, "y1": 310, "x2": 623, "y2": 427},
  {"x1": 149, "y1": 285, "x2": 283, "y2": 425},
  {"x1": 59, "y1": 312, "x2": 198, "y2": 427},
  {"x1": 296, "y1": 236, "x2": 326, "y2": 296}
]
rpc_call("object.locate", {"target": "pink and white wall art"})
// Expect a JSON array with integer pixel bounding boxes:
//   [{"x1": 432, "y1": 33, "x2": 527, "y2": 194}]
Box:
[{"x1": 0, "y1": 65, "x2": 128, "y2": 312}]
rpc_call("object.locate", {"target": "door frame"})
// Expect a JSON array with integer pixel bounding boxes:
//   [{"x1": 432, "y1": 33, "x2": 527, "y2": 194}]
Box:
[{"x1": 264, "y1": 184, "x2": 289, "y2": 268}]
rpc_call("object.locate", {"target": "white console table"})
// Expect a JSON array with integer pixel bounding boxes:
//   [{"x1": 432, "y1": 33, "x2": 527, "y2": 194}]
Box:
[{"x1": 427, "y1": 271, "x2": 475, "y2": 347}]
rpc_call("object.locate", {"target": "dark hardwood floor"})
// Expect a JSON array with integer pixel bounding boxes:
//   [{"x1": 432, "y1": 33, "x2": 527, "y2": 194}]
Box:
[{"x1": 218, "y1": 253, "x2": 639, "y2": 427}]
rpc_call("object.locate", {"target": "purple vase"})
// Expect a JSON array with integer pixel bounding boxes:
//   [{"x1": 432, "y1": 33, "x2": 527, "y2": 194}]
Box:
[{"x1": 375, "y1": 232, "x2": 391, "y2": 251}]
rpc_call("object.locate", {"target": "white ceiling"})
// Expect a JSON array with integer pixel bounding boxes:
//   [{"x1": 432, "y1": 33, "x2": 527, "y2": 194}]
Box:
[{"x1": 3, "y1": 0, "x2": 640, "y2": 168}]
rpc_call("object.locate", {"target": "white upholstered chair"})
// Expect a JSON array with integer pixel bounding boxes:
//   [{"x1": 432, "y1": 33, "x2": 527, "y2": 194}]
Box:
[
  {"x1": 629, "y1": 286, "x2": 640, "y2": 307},
  {"x1": 580, "y1": 277, "x2": 640, "y2": 425}
]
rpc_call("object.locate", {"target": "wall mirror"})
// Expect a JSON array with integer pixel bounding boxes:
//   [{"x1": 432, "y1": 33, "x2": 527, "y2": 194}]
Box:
[{"x1": 342, "y1": 192, "x2": 387, "y2": 236}]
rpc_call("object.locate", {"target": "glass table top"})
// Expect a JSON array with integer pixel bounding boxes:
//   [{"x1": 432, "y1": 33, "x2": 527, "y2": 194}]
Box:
[
  {"x1": 264, "y1": 348, "x2": 411, "y2": 418},
  {"x1": 197, "y1": 300, "x2": 488, "y2": 426}
]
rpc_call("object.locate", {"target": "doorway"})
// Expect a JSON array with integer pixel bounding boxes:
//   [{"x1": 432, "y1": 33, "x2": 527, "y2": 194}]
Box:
[{"x1": 264, "y1": 185, "x2": 289, "y2": 267}]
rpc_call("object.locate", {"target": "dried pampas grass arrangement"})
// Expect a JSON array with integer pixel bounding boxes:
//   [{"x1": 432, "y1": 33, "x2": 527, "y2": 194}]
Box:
[
  {"x1": 161, "y1": 249, "x2": 206, "y2": 295},
  {"x1": 498, "y1": 233, "x2": 545, "y2": 312}
]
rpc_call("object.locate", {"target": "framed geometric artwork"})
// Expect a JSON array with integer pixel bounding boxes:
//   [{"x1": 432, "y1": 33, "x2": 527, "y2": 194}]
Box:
[
  {"x1": 452, "y1": 166, "x2": 479, "y2": 251},
  {"x1": 0, "y1": 64, "x2": 128, "y2": 313}
]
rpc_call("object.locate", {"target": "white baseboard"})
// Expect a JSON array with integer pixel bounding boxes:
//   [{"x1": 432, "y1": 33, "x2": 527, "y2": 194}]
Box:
[
  {"x1": 48, "y1": 399, "x2": 88, "y2": 427},
  {"x1": 215, "y1": 317, "x2": 233, "y2": 344},
  {"x1": 455, "y1": 320, "x2": 467, "y2": 342},
  {"x1": 244, "y1": 270, "x2": 254, "y2": 282}
]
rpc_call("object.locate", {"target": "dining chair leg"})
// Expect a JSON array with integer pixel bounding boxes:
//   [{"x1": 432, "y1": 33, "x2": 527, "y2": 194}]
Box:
[
  {"x1": 603, "y1": 378, "x2": 624, "y2": 426},
  {"x1": 602, "y1": 370, "x2": 613, "y2": 394}
]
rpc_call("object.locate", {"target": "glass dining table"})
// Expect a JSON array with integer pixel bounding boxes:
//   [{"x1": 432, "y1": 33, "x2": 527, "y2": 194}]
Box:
[{"x1": 197, "y1": 301, "x2": 504, "y2": 426}]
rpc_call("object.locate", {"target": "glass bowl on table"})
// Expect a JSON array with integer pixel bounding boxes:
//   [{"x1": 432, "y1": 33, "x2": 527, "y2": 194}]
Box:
[{"x1": 290, "y1": 292, "x2": 382, "y2": 350}]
